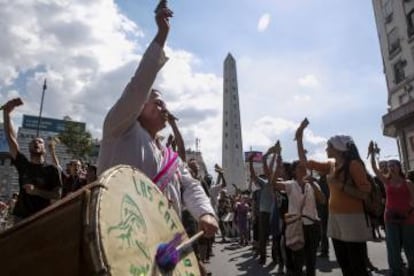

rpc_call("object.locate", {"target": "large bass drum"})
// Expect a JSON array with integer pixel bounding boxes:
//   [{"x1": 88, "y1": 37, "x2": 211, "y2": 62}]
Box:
[{"x1": 0, "y1": 165, "x2": 200, "y2": 276}]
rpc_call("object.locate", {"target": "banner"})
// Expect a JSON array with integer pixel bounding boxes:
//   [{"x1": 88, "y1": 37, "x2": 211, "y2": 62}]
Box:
[{"x1": 244, "y1": 151, "x2": 263, "y2": 162}]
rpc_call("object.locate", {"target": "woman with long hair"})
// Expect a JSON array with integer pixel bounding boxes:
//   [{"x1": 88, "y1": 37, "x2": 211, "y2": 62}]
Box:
[
  {"x1": 296, "y1": 118, "x2": 372, "y2": 276},
  {"x1": 369, "y1": 142, "x2": 414, "y2": 276},
  {"x1": 273, "y1": 142, "x2": 325, "y2": 276}
]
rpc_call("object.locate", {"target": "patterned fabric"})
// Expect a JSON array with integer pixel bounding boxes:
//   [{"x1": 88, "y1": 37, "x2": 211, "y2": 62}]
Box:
[{"x1": 152, "y1": 147, "x2": 179, "y2": 192}]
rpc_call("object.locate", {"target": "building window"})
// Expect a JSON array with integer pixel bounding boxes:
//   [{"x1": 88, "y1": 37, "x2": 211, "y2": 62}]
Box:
[
  {"x1": 235, "y1": 144, "x2": 239, "y2": 149},
  {"x1": 394, "y1": 60, "x2": 407, "y2": 84},
  {"x1": 408, "y1": 9, "x2": 414, "y2": 37},
  {"x1": 383, "y1": 0, "x2": 393, "y2": 23},
  {"x1": 225, "y1": 132, "x2": 228, "y2": 138},
  {"x1": 388, "y1": 27, "x2": 400, "y2": 55}
]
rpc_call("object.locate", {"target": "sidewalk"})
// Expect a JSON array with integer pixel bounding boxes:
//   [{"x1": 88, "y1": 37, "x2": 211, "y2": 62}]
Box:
[{"x1": 205, "y1": 237, "x2": 390, "y2": 276}]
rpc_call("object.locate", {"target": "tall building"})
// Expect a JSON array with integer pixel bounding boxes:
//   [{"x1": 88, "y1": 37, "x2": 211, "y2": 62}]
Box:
[
  {"x1": 222, "y1": 53, "x2": 247, "y2": 194},
  {"x1": 373, "y1": 0, "x2": 414, "y2": 172},
  {"x1": 0, "y1": 123, "x2": 13, "y2": 202}
]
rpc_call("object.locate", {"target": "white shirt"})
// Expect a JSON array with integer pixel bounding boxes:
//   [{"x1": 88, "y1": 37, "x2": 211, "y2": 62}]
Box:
[
  {"x1": 284, "y1": 180, "x2": 319, "y2": 225},
  {"x1": 97, "y1": 41, "x2": 215, "y2": 220}
]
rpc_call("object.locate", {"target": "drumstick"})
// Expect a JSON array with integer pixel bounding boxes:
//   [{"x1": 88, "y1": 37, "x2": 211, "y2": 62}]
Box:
[{"x1": 176, "y1": 231, "x2": 204, "y2": 252}]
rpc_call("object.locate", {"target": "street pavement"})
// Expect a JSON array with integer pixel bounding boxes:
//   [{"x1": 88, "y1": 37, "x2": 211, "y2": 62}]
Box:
[{"x1": 205, "y1": 237, "x2": 391, "y2": 276}]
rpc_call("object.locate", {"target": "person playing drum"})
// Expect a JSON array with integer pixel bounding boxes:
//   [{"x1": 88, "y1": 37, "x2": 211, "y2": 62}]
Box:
[{"x1": 97, "y1": 4, "x2": 218, "y2": 238}]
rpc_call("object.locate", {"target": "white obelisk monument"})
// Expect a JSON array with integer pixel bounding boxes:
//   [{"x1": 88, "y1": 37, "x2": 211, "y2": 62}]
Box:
[{"x1": 222, "y1": 53, "x2": 247, "y2": 194}]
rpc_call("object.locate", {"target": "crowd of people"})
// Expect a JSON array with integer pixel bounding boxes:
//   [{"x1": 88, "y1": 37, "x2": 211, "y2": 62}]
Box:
[
  {"x1": 1, "y1": 2, "x2": 414, "y2": 276},
  {"x1": 211, "y1": 119, "x2": 414, "y2": 276}
]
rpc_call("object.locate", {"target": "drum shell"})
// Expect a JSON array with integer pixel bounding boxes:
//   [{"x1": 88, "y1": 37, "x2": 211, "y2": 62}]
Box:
[
  {"x1": 0, "y1": 186, "x2": 98, "y2": 276},
  {"x1": 0, "y1": 166, "x2": 201, "y2": 276}
]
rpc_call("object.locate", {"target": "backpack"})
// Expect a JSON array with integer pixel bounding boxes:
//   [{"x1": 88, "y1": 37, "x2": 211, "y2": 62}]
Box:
[
  {"x1": 363, "y1": 174, "x2": 384, "y2": 218},
  {"x1": 342, "y1": 172, "x2": 383, "y2": 219}
]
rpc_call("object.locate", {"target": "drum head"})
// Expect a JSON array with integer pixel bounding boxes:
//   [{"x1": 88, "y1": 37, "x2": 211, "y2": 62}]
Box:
[{"x1": 97, "y1": 165, "x2": 200, "y2": 275}]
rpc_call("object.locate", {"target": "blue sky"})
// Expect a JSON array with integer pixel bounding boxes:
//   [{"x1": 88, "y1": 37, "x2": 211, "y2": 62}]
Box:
[{"x1": 0, "y1": 0, "x2": 398, "y2": 172}]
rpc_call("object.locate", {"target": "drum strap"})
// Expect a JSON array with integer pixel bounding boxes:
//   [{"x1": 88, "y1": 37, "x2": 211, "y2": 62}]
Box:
[{"x1": 152, "y1": 147, "x2": 179, "y2": 192}]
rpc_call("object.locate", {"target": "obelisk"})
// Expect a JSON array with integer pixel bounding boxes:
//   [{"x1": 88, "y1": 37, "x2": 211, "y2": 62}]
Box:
[{"x1": 222, "y1": 53, "x2": 247, "y2": 194}]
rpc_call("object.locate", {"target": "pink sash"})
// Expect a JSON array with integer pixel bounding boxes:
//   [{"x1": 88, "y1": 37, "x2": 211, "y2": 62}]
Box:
[{"x1": 152, "y1": 147, "x2": 179, "y2": 192}]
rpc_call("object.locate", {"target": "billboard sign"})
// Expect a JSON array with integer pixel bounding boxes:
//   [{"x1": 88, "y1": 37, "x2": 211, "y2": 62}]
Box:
[{"x1": 22, "y1": 115, "x2": 85, "y2": 133}]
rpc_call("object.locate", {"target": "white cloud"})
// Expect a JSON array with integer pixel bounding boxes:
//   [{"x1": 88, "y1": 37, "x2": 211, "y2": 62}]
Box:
[
  {"x1": 0, "y1": 0, "x2": 225, "y2": 173},
  {"x1": 298, "y1": 74, "x2": 320, "y2": 88},
  {"x1": 0, "y1": 0, "x2": 398, "y2": 176},
  {"x1": 257, "y1": 13, "x2": 271, "y2": 32},
  {"x1": 293, "y1": 95, "x2": 311, "y2": 102}
]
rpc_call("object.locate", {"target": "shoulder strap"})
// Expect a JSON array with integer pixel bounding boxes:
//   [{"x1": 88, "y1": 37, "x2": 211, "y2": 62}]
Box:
[{"x1": 152, "y1": 147, "x2": 180, "y2": 192}]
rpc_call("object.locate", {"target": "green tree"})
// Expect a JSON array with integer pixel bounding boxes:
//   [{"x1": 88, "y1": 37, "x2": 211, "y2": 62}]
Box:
[{"x1": 58, "y1": 116, "x2": 93, "y2": 160}]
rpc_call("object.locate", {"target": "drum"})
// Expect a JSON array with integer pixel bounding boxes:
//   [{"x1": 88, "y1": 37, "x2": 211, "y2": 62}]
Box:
[{"x1": 0, "y1": 165, "x2": 200, "y2": 276}]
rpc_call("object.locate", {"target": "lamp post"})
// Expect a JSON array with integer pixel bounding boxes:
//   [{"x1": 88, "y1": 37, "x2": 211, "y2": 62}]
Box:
[{"x1": 36, "y1": 79, "x2": 47, "y2": 137}]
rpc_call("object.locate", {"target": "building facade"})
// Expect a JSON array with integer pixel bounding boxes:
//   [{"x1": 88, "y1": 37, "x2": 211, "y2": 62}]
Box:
[
  {"x1": 222, "y1": 54, "x2": 247, "y2": 194},
  {"x1": 373, "y1": 0, "x2": 414, "y2": 172},
  {"x1": 0, "y1": 124, "x2": 13, "y2": 201}
]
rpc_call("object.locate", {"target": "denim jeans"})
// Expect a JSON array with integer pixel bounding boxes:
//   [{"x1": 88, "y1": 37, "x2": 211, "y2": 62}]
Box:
[{"x1": 385, "y1": 223, "x2": 414, "y2": 276}]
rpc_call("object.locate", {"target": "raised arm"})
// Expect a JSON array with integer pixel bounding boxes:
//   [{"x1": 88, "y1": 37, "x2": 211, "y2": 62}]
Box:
[
  {"x1": 368, "y1": 141, "x2": 386, "y2": 184},
  {"x1": 262, "y1": 145, "x2": 276, "y2": 180},
  {"x1": 2, "y1": 98, "x2": 23, "y2": 159},
  {"x1": 248, "y1": 154, "x2": 259, "y2": 184},
  {"x1": 295, "y1": 118, "x2": 309, "y2": 166},
  {"x1": 270, "y1": 141, "x2": 283, "y2": 184},
  {"x1": 167, "y1": 113, "x2": 186, "y2": 161},
  {"x1": 48, "y1": 138, "x2": 60, "y2": 168},
  {"x1": 103, "y1": 6, "x2": 172, "y2": 137}
]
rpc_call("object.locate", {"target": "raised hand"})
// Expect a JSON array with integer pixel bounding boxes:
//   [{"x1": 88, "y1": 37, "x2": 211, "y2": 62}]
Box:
[
  {"x1": 2, "y1": 98, "x2": 23, "y2": 114},
  {"x1": 368, "y1": 140, "x2": 375, "y2": 155},
  {"x1": 166, "y1": 110, "x2": 178, "y2": 125},
  {"x1": 295, "y1": 118, "x2": 309, "y2": 141},
  {"x1": 274, "y1": 140, "x2": 281, "y2": 155},
  {"x1": 214, "y1": 164, "x2": 224, "y2": 174},
  {"x1": 155, "y1": 1, "x2": 173, "y2": 35}
]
